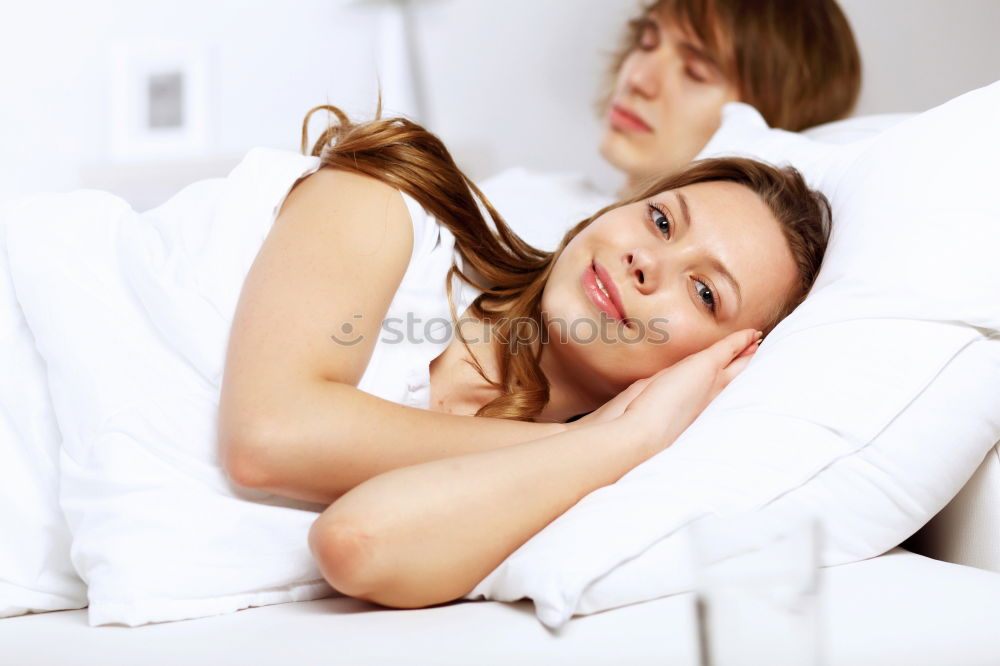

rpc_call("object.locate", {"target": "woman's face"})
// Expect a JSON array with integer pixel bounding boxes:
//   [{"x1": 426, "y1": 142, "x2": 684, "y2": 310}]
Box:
[
  {"x1": 540, "y1": 180, "x2": 799, "y2": 399},
  {"x1": 600, "y1": 12, "x2": 739, "y2": 191}
]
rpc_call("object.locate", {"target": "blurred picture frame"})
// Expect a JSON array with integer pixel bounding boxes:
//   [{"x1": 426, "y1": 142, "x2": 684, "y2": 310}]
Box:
[{"x1": 109, "y1": 39, "x2": 210, "y2": 161}]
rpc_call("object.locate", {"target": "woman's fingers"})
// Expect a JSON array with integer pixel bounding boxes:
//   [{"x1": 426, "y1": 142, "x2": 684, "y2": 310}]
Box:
[
  {"x1": 708, "y1": 328, "x2": 761, "y2": 367},
  {"x1": 575, "y1": 373, "x2": 657, "y2": 427},
  {"x1": 732, "y1": 334, "x2": 761, "y2": 362},
  {"x1": 721, "y1": 353, "x2": 753, "y2": 384}
]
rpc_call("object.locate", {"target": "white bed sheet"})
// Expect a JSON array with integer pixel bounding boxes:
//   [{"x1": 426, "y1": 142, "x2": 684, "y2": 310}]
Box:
[{"x1": 2, "y1": 549, "x2": 999, "y2": 666}]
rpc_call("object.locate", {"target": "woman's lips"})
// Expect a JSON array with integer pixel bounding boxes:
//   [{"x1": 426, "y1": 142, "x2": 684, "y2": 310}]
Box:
[
  {"x1": 608, "y1": 104, "x2": 653, "y2": 133},
  {"x1": 581, "y1": 262, "x2": 627, "y2": 322}
]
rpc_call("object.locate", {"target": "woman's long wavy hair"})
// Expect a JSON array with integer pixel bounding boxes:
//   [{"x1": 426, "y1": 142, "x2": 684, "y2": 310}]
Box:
[{"x1": 302, "y1": 103, "x2": 830, "y2": 422}]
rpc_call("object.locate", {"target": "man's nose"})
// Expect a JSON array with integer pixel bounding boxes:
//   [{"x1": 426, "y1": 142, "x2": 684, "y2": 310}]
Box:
[
  {"x1": 624, "y1": 41, "x2": 684, "y2": 100},
  {"x1": 624, "y1": 48, "x2": 668, "y2": 99}
]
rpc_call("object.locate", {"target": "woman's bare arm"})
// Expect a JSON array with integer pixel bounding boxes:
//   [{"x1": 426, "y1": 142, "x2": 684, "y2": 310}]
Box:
[
  {"x1": 226, "y1": 378, "x2": 565, "y2": 505},
  {"x1": 306, "y1": 329, "x2": 759, "y2": 607},
  {"x1": 218, "y1": 168, "x2": 562, "y2": 505},
  {"x1": 308, "y1": 416, "x2": 654, "y2": 607}
]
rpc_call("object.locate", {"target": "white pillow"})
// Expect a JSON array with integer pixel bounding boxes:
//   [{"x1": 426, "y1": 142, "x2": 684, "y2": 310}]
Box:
[
  {"x1": 802, "y1": 112, "x2": 916, "y2": 144},
  {"x1": 467, "y1": 82, "x2": 1000, "y2": 627},
  {"x1": 0, "y1": 205, "x2": 87, "y2": 617}
]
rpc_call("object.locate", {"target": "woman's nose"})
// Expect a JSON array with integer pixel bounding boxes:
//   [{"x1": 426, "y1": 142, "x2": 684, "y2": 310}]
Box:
[{"x1": 625, "y1": 247, "x2": 662, "y2": 294}]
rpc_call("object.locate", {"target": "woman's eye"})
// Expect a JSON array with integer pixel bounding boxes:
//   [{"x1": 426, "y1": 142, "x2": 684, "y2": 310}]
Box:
[
  {"x1": 649, "y1": 203, "x2": 671, "y2": 238},
  {"x1": 694, "y1": 279, "x2": 716, "y2": 312}
]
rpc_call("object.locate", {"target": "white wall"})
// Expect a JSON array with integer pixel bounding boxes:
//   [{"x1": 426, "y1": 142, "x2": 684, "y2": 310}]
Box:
[
  {"x1": 2, "y1": 0, "x2": 998, "y2": 209},
  {"x1": 0, "y1": 0, "x2": 382, "y2": 207},
  {"x1": 840, "y1": 0, "x2": 1000, "y2": 115},
  {"x1": 414, "y1": 0, "x2": 634, "y2": 188}
]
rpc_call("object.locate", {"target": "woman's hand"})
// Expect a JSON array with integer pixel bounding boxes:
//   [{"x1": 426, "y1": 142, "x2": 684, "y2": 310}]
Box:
[
  {"x1": 616, "y1": 328, "x2": 762, "y2": 452},
  {"x1": 568, "y1": 374, "x2": 655, "y2": 429},
  {"x1": 572, "y1": 328, "x2": 761, "y2": 432}
]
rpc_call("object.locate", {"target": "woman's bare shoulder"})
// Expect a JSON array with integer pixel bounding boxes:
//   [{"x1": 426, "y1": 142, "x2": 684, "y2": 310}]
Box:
[{"x1": 218, "y1": 165, "x2": 415, "y2": 447}]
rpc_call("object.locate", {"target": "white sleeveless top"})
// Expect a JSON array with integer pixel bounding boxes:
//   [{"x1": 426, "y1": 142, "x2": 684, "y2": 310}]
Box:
[
  {"x1": 263, "y1": 149, "x2": 480, "y2": 409},
  {"x1": 354, "y1": 193, "x2": 484, "y2": 409}
]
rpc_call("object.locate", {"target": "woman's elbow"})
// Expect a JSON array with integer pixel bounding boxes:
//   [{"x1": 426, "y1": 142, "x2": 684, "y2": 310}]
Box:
[
  {"x1": 308, "y1": 516, "x2": 456, "y2": 609},
  {"x1": 218, "y1": 427, "x2": 273, "y2": 490},
  {"x1": 308, "y1": 517, "x2": 384, "y2": 600}
]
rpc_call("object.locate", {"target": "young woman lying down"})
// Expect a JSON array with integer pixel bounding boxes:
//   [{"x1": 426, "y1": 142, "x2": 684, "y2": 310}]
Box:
[{"x1": 217, "y1": 103, "x2": 830, "y2": 609}]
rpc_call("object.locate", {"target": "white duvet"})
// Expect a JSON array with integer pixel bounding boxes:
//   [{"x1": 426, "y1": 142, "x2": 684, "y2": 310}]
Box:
[
  {"x1": 1, "y1": 149, "x2": 335, "y2": 625},
  {"x1": 2, "y1": 82, "x2": 999, "y2": 630}
]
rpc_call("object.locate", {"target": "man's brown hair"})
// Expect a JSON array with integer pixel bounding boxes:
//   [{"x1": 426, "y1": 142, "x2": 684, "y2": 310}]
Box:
[{"x1": 601, "y1": 0, "x2": 862, "y2": 131}]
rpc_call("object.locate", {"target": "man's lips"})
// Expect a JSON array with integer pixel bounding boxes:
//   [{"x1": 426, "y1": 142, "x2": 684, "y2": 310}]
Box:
[
  {"x1": 608, "y1": 104, "x2": 653, "y2": 133},
  {"x1": 582, "y1": 261, "x2": 628, "y2": 322}
]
